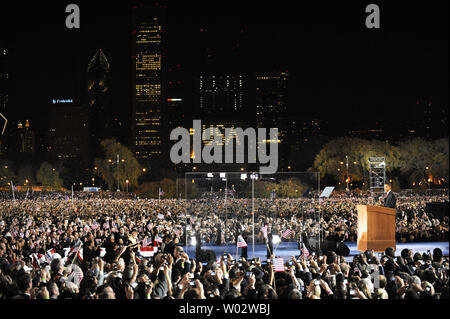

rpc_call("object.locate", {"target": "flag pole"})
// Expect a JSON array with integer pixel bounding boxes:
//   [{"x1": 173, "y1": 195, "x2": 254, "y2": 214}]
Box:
[{"x1": 70, "y1": 242, "x2": 82, "y2": 267}]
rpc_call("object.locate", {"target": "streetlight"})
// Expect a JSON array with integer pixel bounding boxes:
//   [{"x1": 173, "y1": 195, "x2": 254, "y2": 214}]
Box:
[
  {"x1": 126, "y1": 179, "x2": 129, "y2": 192},
  {"x1": 142, "y1": 168, "x2": 146, "y2": 172},
  {"x1": 345, "y1": 155, "x2": 349, "y2": 192},
  {"x1": 116, "y1": 154, "x2": 120, "y2": 192},
  {"x1": 92, "y1": 177, "x2": 95, "y2": 186}
]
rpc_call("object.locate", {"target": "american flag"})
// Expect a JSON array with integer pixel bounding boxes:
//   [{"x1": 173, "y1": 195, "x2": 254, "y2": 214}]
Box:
[
  {"x1": 67, "y1": 243, "x2": 82, "y2": 258},
  {"x1": 142, "y1": 237, "x2": 152, "y2": 247},
  {"x1": 91, "y1": 222, "x2": 99, "y2": 230},
  {"x1": 261, "y1": 225, "x2": 268, "y2": 239},
  {"x1": 237, "y1": 235, "x2": 247, "y2": 248},
  {"x1": 281, "y1": 228, "x2": 293, "y2": 239},
  {"x1": 154, "y1": 234, "x2": 163, "y2": 243},
  {"x1": 174, "y1": 228, "x2": 181, "y2": 237},
  {"x1": 300, "y1": 243, "x2": 310, "y2": 258},
  {"x1": 272, "y1": 258, "x2": 285, "y2": 272},
  {"x1": 76, "y1": 248, "x2": 83, "y2": 262},
  {"x1": 157, "y1": 213, "x2": 164, "y2": 220},
  {"x1": 139, "y1": 246, "x2": 158, "y2": 257},
  {"x1": 146, "y1": 223, "x2": 153, "y2": 231},
  {"x1": 30, "y1": 253, "x2": 46, "y2": 268},
  {"x1": 46, "y1": 248, "x2": 56, "y2": 261},
  {"x1": 103, "y1": 222, "x2": 110, "y2": 229}
]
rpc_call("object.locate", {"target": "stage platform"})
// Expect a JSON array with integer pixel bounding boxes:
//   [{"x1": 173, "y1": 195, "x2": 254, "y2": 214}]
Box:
[{"x1": 185, "y1": 241, "x2": 449, "y2": 262}]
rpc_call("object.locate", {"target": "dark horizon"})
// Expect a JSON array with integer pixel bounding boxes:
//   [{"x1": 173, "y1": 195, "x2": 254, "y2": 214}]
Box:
[{"x1": 0, "y1": 0, "x2": 448, "y2": 141}]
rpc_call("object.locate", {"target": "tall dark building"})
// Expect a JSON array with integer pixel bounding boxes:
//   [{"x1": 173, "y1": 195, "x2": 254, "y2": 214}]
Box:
[
  {"x1": 48, "y1": 101, "x2": 89, "y2": 163},
  {"x1": 0, "y1": 44, "x2": 8, "y2": 112},
  {"x1": 18, "y1": 120, "x2": 35, "y2": 153},
  {"x1": 255, "y1": 71, "x2": 288, "y2": 167},
  {"x1": 132, "y1": 6, "x2": 167, "y2": 164},
  {"x1": 198, "y1": 75, "x2": 245, "y2": 113},
  {"x1": 0, "y1": 43, "x2": 9, "y2": 152},
  {"x1": 87, "y1": 48, "x2": 112, "y2": 159}
]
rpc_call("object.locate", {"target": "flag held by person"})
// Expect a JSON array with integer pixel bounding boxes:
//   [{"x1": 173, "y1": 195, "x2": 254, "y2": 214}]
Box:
[
  {"x1": 272, "y1": 257, "x2": 285, "y2": 272},
  {"x1": 139, "y1": 246, "x2": 158, "y2": 258},
  {"x1": 46, "y1": 248, "x2": 56, "y2": 261},
  {"x1": 154, "y1": 234, "x2": 163, "y2": 243},
  {"x1": 141, "y1": 237, "x2": 152, "y2": 247},
  {"x1": 237, "y1": 235, "x2": 247, "y2": 248},
  {"x1": 300, "y1": 243, "x2": 310, "y2": 258},
  {"x1": 281, "y1": 228, "x2": 293, "y2": 239}
]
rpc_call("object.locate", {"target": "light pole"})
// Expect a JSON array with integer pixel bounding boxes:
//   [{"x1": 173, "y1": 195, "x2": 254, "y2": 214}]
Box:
[
  {"x1": 116, "y1": 154, "x2": 120, "y2": 192},
  {"x1": 345, "y1": 155, "x2": 349, "y2": 192}
]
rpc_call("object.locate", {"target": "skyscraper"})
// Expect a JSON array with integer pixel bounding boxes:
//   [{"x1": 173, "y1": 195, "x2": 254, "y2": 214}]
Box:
[
  {"x1": 0, "y1": 44, "x2": 8, "y2": 112},
  {"x1": 198, "y1": 75, "x2": 245, "y2": 113},
  {"x1": 18, "y1": 120, "x2": 35, "y2": 153},
  {"x1": 132, "y1": 6, "x2": 166, "y2": 163},
  {"x1": 255, "y1": 71, "x2": 288, "y2": 167},
  {"x1": 87, "y1": 48, "x2": 111, "y2": 159},
  {"x1": 0, "y1": 43, "x2": 9, "y2": 147},
  {"x1": 48, "y1": 101, "x2": 89, "y2": 163}
]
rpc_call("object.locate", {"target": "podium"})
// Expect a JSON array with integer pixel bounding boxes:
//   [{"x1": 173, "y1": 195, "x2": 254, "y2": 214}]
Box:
[{"x1": 356, "y1": 205, "x2": 396, "y2": 252}]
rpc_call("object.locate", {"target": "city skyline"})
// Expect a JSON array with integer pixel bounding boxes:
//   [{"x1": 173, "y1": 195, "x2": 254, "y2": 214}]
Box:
[{"x1": 0, "y1": 1, "x2": 448, "y2": 165}]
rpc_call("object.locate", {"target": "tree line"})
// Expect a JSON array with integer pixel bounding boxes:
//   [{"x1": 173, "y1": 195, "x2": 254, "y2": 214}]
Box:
[{"x1": 1, "y1": 137, "x2": 448, "y2": 194}]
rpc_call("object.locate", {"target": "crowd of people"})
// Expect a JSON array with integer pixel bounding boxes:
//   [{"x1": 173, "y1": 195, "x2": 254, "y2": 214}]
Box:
[{"x1": 0, "y1": 190, "x2": 448, "y2": 299}]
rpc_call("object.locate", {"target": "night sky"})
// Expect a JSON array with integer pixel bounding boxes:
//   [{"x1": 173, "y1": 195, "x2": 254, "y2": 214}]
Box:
[{"x1": 1, "y1": 0, "x2": 448, "y2": 138}]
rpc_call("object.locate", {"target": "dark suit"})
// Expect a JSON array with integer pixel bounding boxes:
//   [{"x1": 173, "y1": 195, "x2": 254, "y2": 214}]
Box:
[{"x1": 384, "y1": 191, "x2": 396, "y2": 209}]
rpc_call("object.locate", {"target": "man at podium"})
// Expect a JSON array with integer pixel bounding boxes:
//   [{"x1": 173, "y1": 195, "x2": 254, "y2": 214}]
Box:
[{"x1": 383, "y1": 183, "x2": 396, "y2": 209}]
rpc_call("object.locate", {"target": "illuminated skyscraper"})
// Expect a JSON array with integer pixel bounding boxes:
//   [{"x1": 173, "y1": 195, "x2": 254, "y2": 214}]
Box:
[{"x1": 132, "y1": 6, "x2": 166, "y2": 163}]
